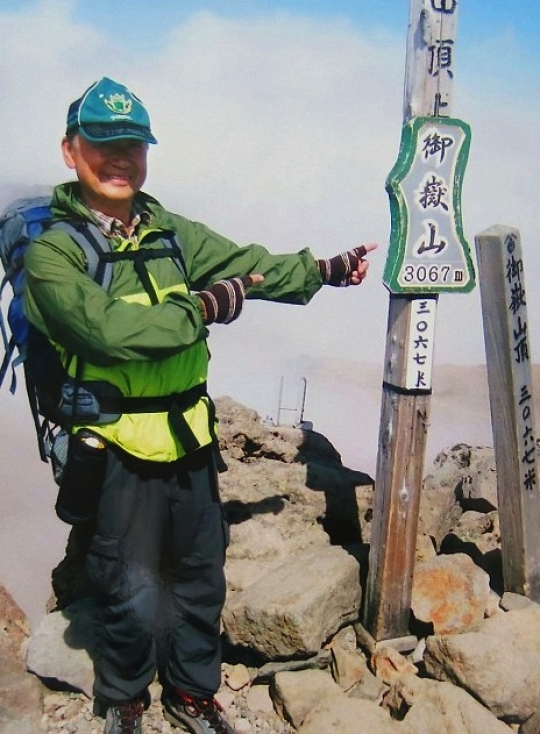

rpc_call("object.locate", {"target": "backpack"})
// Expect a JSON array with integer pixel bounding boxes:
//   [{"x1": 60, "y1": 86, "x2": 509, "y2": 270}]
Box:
[{"x1": 0, "y1": 195, "x2": 187, "y2": 463}]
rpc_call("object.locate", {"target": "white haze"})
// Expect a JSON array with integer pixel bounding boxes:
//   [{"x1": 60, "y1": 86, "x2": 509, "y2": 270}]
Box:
[{"x1": 1, "y1": 2, "x2": 540, "y2": 375}]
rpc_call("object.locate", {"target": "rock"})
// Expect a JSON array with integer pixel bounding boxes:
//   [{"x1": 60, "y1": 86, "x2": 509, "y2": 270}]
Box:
[
  {"x1": 0, "y1": 583, "x2": 32, "y2": 644},
  {"x1": 26, "y1": 602, "x2": 96, "y2": 698},
  {"x1": 254, "y1": 649, "x2": 332, "y2": 681},
  {"x1": 353, "y1": 622, "x2": 377, "y2": 655},
  {"x1": 410, "y1": 638, "x2": 427, "y2": 665},
  {"x1": 411, "y1": 553, "x2": 491, "y2": 633},
  {"x1": 217, "y1": 396, "x2": 341, "y2": 468},
  {"x1": 270, "y1": 669, "x2": 346, "y2": 729},
  {"x1": 271, "y1": 670, "x2": 400, "y2": 734},
  {"x1": 222, "y1": 544, "x2": 363, "y2": 659},
  {"x1": 424, "y1": 606, "x2": 540, "y2": 722},
  {"x1": 0, "y1": 585, "x2": 43, "y2": 733},
  {"x1": 521, "y1": 710, "x2": 540, "y2": 734},
  {"x1": 233, "y1": 720, "x2": 252, "y2": 734},
  {"x1": 11, "y1": 399, "x2": 540, "y2": 734},
  {"x1": 42, "y1": 692, "x2": 88, "y2": 731},
  {"x1": 439, "y1": 531, "x2": 503, "y2": 590},
  {"x1": 419, "y1": 458, "x2": 463, "y2": 547},
  {"x1": 245, "y1": 684, "x2": 275, "y2": 715},
  {"x1": 347, "y1": 666, "x2": 388, "y2": 702},
  {"x1": 419, "y1": 444, "x2": 498, "y2": 544},
  {"x1": 415, "y1": 533, "x2": 437, "y2": 563},
  {"x1": 370, "y1": 645, "x2": 418, "y2": 685},
  {"x1": 298, "y1": 695, "x2": 402, "y2": 734},
  {"x1": 224, "y1": 465, "x2": 329, "y2": 564},
  {"x1": 452, "y1": 510, "x2": 497, "y2": 543},
  {"x1": 216, "y1": 396, "x2": 299, "y2": 463},
  {"x1": 485, "y1": 589, "x2": 503, "y2": 618},
  {"x1": 224, "y1": 663, "x2": 251, "y2": 691},
  {"x1": 384, "y1": 673, "x2": 514, "y2": 734},
  {"x1": 329, "y1": 625, "x2": 368, "y2": 691},
  {"x1": 330, "y1": 643, "x2": 368, "y2": 692},
  {"x1": 455, "y1": 448, "x2": 498, "y2": 511},
  {"x1": 500, "y1": 591, "x2": 538, "y2": 612}
]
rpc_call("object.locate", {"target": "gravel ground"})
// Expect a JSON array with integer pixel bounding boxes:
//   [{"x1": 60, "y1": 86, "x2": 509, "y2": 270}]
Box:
[{"x1": 41, "y1": 676, "x2": 295, "y2": 734}]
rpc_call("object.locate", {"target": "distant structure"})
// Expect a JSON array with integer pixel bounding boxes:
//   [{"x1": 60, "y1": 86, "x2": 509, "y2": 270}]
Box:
[{"x1": 270, "y1": 376, "x2": 312, "y2": 430}]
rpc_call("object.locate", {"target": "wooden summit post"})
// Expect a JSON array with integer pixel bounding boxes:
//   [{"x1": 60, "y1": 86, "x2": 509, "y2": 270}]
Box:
[
  {"x1": 476, "y1": 227, "x2": 540, "y2": 601},
  {"x1": 363, "y1": 0, "x2": 475, "y2": 640}
]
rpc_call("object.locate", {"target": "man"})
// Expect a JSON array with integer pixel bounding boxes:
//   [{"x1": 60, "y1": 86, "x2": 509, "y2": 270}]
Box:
[{"x1": 24, "y1": 77, "x2": 377, "y2": 734}]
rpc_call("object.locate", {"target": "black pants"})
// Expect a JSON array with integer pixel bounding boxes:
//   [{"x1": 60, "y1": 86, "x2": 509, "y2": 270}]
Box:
[{"x1": 85, "y1": 444, "x2": 228, "y2": 703}]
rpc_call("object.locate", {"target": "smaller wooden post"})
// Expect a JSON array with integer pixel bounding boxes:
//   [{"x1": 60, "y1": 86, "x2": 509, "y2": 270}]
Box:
[{"x1": 475, "y1": 226, "x2": 540, "y2": 601}]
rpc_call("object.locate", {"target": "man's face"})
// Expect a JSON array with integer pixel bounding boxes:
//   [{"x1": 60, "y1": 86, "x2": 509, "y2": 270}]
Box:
[{"x1": 62, "y1": 135, "x2": 148, "y2": 219}]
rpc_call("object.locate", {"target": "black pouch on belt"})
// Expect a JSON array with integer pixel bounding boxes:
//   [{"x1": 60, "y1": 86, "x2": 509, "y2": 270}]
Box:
[{"x1": 55, "y1": 430, "x2": 108, "y2": 525}]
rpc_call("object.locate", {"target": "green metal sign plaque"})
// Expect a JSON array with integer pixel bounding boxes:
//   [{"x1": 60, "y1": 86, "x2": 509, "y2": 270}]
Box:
[{"x1": 383, "y1": 116, "x2": 475, "y2": 294}]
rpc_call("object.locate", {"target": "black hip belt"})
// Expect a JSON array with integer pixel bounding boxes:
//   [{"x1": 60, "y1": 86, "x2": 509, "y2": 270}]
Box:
[
  {"x1": 60, "y1": 381, "x2": 215, "y2": 454},
  {"x1": 99, "y1": 382, "x2": 208, "y2": 415}
]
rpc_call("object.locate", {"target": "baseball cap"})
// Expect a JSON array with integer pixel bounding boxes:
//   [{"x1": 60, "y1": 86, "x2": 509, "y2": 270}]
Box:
[{"x1": 66, "y1": 77, "x2": 157, "y2": 144}]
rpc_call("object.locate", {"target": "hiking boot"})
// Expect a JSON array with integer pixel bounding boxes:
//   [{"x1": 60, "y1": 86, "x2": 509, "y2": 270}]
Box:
[
  {"x1": 162, "y1": 688, "x2": 236, "y2": 733},
  {"x1": 103, "y1": 698, "x2": 144, "y2": 734}
]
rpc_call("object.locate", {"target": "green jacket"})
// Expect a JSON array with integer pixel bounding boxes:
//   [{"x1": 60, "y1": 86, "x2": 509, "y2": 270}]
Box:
[{"x1": 24, "y1": 182, "x2": 323, "y2": 461}]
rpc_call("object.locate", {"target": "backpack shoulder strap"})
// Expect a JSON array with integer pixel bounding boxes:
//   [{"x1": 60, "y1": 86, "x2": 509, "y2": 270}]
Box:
[
  {"x1": 160, "y1": 231, "x2": 188, "y2": 283},
  {"x1": 50, "y1": 222, "x2": 187, "y2": 292},
  {"x1": 51, "y1": 220, "x2": 114, "y2": 290}
]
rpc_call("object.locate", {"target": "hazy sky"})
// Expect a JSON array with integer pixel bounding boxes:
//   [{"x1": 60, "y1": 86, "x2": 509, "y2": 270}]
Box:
[
  {"x1": 1, "y1": 0, "x2": 539, "y2": 423},
  {"x1": 2, "y1": 0, "x2": 540, "y2": 622}
]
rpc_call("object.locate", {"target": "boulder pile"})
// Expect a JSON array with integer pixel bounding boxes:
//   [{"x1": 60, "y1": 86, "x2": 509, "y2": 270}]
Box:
[{"x1": 2, "y1": 397, "x2": 540, "y2": 734}]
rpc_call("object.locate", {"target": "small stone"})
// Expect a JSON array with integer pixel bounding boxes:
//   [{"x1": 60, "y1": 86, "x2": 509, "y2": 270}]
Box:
[
  {"x1": 63, "y1": 699, "x2": 83, "y2": 719},
  {"x1": 370, "y1": 645, "x2": 418, "y2": 685},
  {"x1": 233, "y1": 718, "x2": 252, "y2": 734},
  {"x1": 53, "y1": 704, "x2": 68, "y2": 720},
  {"x1": 44, "y1": 693, "x2": 67, "y2": 712},
  {"x1": 225, "y1": 663, "x2": 252, "y2": 691},
  {"x1": 245, "y1": 684, "x2": 275, "y2": 714},
  {"x1": 411, "y1": 637, "x2": 427, "y2": 665},
  {"x1": 330, "y1": 646, "x2": 367, "y2": 691},
  {"x1": 215, "y1": 688, "x2": 236, "y2": 710},
  {"x1": 347, "y1": 666, "x2": 388, "y2": 703}
]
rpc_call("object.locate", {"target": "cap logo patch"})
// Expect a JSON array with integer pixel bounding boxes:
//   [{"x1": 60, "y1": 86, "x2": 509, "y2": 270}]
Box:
[{"x1": 102, "y1": 93, "x2": 133, "y2": 116}]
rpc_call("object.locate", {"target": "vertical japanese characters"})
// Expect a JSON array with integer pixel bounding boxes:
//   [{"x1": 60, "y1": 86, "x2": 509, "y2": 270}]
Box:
[
  {"x1": 505, "y1": 233, "x2": 537, "y2": 492},
  {"x1": 429, "y1": 0, "x2": 456, "y2": 115},
  {"x1": 406, "y1": 297, "x2": 437, "y2": 391}
]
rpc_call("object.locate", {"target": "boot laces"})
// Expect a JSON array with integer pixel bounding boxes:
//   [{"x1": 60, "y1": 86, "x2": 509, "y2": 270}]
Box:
[
  {"x1": 115, "y1": 700, "x2": 144, "y2": 734},
  {"x1": 182, "y1": 693, "x2": 230, "y2": 734}
]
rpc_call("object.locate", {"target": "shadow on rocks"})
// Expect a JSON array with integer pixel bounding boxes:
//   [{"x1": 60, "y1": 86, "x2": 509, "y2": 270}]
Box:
[
  {"x1": 223, "y1": 495, "x2": 287, "y2": 524},
  {"x1": 299, "y1": 428, "x2": 374, "y2": 547}
]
